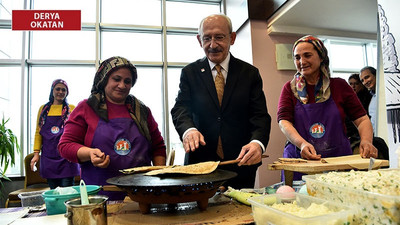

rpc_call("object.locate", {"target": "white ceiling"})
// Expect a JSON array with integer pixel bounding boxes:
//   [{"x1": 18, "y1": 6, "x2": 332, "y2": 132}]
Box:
[{"x1": 267, "y1": 0, "x2": 379, "y2": 40}]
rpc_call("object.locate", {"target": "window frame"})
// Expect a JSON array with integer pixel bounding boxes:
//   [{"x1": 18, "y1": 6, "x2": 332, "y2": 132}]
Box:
[
  {"x1": 0, "y1": 0, "x2": 222, "y2": 176},
  {"x1": 324, "y1": 39, "x2": 378, "y2": 81}
]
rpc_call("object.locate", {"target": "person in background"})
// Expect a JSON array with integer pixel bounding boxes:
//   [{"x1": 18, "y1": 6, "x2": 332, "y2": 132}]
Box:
[
  {"x1": 171, "y1": 14, "x2": 271, "y2": 189},
  {"x1": 359, "y1": 66, "x2": 390, "y2": 160},
  {"x1": 58, "y1": 56, "x2": 166, "y2": 200},
  {"x1": 277, "y1": 35, "x2": 378, "y2": 181},
  {"x1": 346, "y1": 73, "x2": 372, "y2": 151},
  {"x1": 360, "y1": 66, "x2": 377, "y2": 133},
  {"x1": 348, "y1": 73, "x2": 372, "y2": 111},
  {"x1": 30, "y1": 79, "x2": 79, "y2": 189}
]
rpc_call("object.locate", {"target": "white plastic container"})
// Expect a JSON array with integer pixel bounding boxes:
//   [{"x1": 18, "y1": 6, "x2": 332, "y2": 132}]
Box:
[
  {"x1": 248, "y1": 193, "x2": 355, "y2": 225},
  {"x1": 303, "y1": 169, "x2": 400, "y2": 225},
  {"x1": 18, "y1": 190, "x2": 45, "y2": 207}
]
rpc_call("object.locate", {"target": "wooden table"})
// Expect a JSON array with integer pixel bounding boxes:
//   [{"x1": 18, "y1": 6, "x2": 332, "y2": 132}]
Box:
[
  {"x1": 268, "y1": 155, "x2": 390, "y2": 186},
  {"x1": 108, "y1": 194, "x2": 253, "y2": 225}
]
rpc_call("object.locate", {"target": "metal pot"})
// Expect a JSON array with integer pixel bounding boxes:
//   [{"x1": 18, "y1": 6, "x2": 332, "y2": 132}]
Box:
[{"x1": 64, "y1": 195, "x2": 108, "y2": 225}]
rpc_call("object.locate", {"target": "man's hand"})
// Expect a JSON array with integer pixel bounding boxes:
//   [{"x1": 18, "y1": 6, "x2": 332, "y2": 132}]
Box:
[
  {"x1": 90, "y1": 148, "x2": 110, "y2": 168},
  {"x1": 183, "y1": 130, "x2": 206, "y2": 152},
  {"x1": 236, "y1": 142, "x2": 262, "y2": 166},
  {"x1": 300, "y1": 142, "x2": 321, "y2": 160},
  {"x1": 359, "y1": 140, "x2": 378, "y2": 158}
]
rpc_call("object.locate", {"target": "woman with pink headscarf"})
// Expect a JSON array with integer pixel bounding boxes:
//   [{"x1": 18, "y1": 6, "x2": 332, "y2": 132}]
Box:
[{"x1": 277, "y1": 35, "x2": 377, "y2": 181}]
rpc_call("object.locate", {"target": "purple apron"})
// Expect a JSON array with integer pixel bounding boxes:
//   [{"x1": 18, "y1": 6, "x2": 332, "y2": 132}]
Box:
[
  {"x1": 81, "y1": 117, "x2": 151, "y2": 200},
  {"x1": 40, "y1": 116, "x2": 79, "y2": 179},
  {"x1": 283, "y1": 97, "x2": 352, "y2": 181}
]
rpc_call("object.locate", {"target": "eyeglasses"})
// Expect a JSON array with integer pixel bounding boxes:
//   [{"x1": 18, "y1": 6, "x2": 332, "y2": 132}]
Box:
[
  {"x1": 201, "y1": 34, "x2": 227, "y2": 43},
  {"x1": 55, "y1": 87, "x2": 67, "y2": 92}
]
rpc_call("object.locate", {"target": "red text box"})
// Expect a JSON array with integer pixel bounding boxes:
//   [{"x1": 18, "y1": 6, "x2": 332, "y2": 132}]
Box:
[{"x1": 12, "y1": 10, "x2": 81, "y2": 31}]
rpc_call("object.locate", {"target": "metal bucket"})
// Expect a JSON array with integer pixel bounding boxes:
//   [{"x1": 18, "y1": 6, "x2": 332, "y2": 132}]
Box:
[{"x1": 64, "y1": 195, "x2": 108, "y2": 225}]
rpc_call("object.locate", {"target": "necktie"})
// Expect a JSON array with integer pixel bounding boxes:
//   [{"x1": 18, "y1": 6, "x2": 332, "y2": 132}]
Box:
[
  {"x1": 214, "y1": 64, "x2": 224, "y2": 159},
  {"x1": 214, "y1": 64, "x2": 225, "y2": 105}
]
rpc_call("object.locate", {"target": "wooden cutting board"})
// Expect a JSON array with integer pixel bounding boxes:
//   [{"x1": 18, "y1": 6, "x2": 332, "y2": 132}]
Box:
[
  {"x1": 321, "y1": 155, "x2": 385, "y2": 169},
  {"x1": 268, "y1": 155, "x2": 389, "y2": 173}
]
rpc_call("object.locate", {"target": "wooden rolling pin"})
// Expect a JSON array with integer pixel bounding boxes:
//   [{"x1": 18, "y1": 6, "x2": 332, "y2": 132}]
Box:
[{"x1": 219, "y1": 154, "x2": 269, "y2": 166}]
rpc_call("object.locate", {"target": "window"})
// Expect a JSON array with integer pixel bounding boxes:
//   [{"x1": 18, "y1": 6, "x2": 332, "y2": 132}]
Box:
[
  {"x1": 0, "y1": 67, "x2": 23, "y2": 175},
  {"x1": 166, "y1": 1, "x2": 220, "y2": 28},
  {"x1": 330, "y1": 42, "x2": 365, "y2": 71},
  {"x1": 30, "y1": 66, "x2": 95, "y2": 153},
  {"x1": 326, "y1": 40, "x2": 377, "y2": 82},
  {"x1": 101, "y1": 31, "x2": 162, "y2": 62},
  {"x1": 0, "y1": 0, "x2": 24, "y2": 20},
  {"x1": 0, "y1": 29, "x2": 23, "y2": 59},
  {"x1": 101, "y1": 0, "x2": 161, "y2": 26},
  {"x1": 31, "y1": 31, "x2": 96, "y2": 60},
  {"x1": 0, "y1": 0, "x2": 221, "y2": 176},
  {"x1": 131, "y1": 68, "x2": 163, "y2": 132},
  {"x1": 167, "y1": 34, "x2": 204, "y2": 63},
  {"x1": 33, "y1": 0, "x2": 96, "y2": 23},
  {"x1": 167, "y1": 68, "x2": 185, "y2": 164}
]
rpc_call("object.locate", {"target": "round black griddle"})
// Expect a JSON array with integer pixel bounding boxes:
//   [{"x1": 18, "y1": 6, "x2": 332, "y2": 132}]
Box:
[
  {"x1": 107, "y1": 169, "x2": 237, "y2": 187},
  {"x1": 106, "y1": 169, "x2": 237, "y2": 214}
]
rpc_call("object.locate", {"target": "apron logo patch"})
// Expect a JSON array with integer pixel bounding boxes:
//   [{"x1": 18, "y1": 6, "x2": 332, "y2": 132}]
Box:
[
  {"x1": 309, "y1": 123, "x2": 325, "y2": 138},
  {"x1": 114, "y1": 138, "x2": 131, "y2": 155},
  {"x1": 51, "y1": 126, "x2": 60, "y2": 134}
]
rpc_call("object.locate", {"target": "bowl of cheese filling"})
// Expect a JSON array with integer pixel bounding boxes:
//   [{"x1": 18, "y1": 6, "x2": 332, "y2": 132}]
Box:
[
  {"x1": 303, "y1": 169, "x2": 400, "y2": 225},
  {"x1": 248, "y1": 193, "x2": 355, "y2": 225}
]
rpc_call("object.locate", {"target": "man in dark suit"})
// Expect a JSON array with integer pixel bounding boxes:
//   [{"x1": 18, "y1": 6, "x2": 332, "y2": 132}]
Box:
[{"x1": 171, "y1": 14, "x2": 271, "y2": 189}]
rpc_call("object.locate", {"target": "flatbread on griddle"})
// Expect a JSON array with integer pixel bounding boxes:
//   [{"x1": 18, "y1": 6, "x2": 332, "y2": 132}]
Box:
[
  {"x1": 145, "y1": 161, "x2": 220, "y2": 176},
  {"x1": 120, "y1": 165, "x2": 172, "y2": 174}
]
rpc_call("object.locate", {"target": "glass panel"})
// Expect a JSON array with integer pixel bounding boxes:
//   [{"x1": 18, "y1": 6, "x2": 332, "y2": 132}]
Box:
[
  {"x1": 32, "y1": 0, "x2": 96, "y2": 23},
  {"x1": 367, "y1": 43, "x2": 378, "y2": 68},
  {"x1": 0, "y1": 66, "x2": 22, "y2": 176},
  {"x1": 371, "y1": 45, "x2": 377, "y2": 67},
  {"x1": 330, "y1": 43, "x2": 364, "y2": 70},
  {"x1": 131, "y1": 67, "x2": 163, "y2": 136},
  {"x1": 102, "y1": 31, "x2": 162, "y2": 62},
  {"x1": 30, "y1": 66, "x2": 95, "y2": 152},
  {"x1": 0, "y1": 0, "x2": 24, "y2": 20},
  {"x1": 31, "y1": 30, "x2": 95, "y2": 60},
  {"x1": 101, "y1": 0, "x2": 161, "y2": 26},
  {"x1": 0, "y1": 29, "x2": 23, "y2": 59},
  {"x1": 167, "y1": 34, "x2": 204, "y2": 63},
  {"x1": 166, "y1": 1, "x2": 220, "y2": 28},
  {"x1": 331, "y1": 72, "x2": 353, "y2": 81},
  {"x1": 167, "y1": 67, "x2": 185, "y2": 165}
]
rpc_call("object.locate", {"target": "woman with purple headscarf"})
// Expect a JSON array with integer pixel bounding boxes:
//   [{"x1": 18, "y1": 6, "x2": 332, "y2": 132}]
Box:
[
  {"x1": 277, "y1": 35, "x2": 377, "y2": 181},
  {"x1": 31, "y1": 79, "x2": 80, "y2": 189},
  {"x1": 58, "y1": 56, "x2": 166, "y2": 200}
]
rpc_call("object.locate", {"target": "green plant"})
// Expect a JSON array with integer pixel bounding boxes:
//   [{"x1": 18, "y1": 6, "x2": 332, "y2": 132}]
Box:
[{"x1": 0, "y1": 117, "x2": 20, "y2": 182}]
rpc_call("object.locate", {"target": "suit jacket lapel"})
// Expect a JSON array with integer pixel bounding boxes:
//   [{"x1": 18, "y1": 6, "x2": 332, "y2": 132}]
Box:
[{"x1": 198, "y1": 57, "x2": 220, "y2": 108}]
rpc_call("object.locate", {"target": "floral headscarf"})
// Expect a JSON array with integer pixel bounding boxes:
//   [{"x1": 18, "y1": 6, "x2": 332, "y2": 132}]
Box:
[
  {"x1": 290, "y1": 35, "x2": 331, "y2": 104},
  {"x1": 87, "y1": 56, "x2": 151, "y2": 142},
  {"x1": 38, "y1": 79, "x2": 70, "y2": 129}
]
